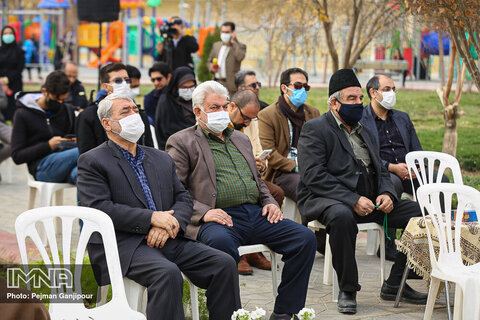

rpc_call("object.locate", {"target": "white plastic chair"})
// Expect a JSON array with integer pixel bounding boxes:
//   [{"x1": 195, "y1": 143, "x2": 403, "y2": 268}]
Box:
[
  {"x1": 283, "y1": 197, "x2": 302, "y2": 223},
  {"x1": 15, "y1": 206, "x2": 145, "y2": 320},
  {"x1": 0, "y1": 157, "x2": 14, "y2": 183},
  {"x1": 417, "y1": 183, "x2": 480, "y2": 320},
  {"x1": 405, "y1": 151, "x2": 463, "y2": 201},
  {"x1": 150, "y1": 125, "x2": 158, "y2": 149},
  {"x1": 307, "y1": 220, "x2": 385, "y2": 302},
  {"x1": 238, "y1": 244, "x2": 278, "y2": 298}
]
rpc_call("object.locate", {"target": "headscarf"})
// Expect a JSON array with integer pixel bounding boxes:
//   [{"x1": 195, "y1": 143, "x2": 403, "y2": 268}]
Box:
[
  {"x1": 166, "y1": 66, "x2": 197, "y2": 123},
  {"x1": 0, "y1": 26, "x2": 22, "y2": 63}
]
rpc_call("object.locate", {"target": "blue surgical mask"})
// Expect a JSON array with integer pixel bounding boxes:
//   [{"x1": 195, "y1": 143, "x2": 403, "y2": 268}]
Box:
[
  {"x1": 286, "y1": 87, "x2": 307, "y2": 107},
  {"x1": 2, "y1": 34, "x2": 15, "y2": 44},
  {"x1": 337, "y1": 102, "x2": 364, "y2": 126}
]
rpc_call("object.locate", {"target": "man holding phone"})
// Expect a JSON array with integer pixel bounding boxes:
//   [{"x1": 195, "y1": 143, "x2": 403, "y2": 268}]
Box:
[
  {"x1": 227, "y1": 89, "x2": 284, "y2": 275},
  {"x1": 11, "y1": 70, "x2": 78, "y2": 184}
]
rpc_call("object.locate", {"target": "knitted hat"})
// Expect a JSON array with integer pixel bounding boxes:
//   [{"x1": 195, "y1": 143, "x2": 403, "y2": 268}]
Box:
[{"x1": 328, "y1": 69, "x2": 361, "y2": 96}]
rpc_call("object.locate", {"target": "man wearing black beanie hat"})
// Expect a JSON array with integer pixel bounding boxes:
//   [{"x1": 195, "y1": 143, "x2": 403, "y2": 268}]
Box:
[{"x1": 296, "y1": 69, "x2": 427, "y2": 314}]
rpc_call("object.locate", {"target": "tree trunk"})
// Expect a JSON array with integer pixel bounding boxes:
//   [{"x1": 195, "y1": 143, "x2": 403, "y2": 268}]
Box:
[
  {"x1": 342, "y1": 0, "x2": 362, "y2": 69},
  {"x1": 438, "y1": 32, "x2": 445, "y2": 87},
  {"x1": 442, "y1": 114, "x2": 457, "y2": 157}
]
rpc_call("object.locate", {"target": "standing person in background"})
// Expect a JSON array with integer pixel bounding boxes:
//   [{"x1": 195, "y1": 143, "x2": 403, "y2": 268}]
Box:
[
  {"x1": 125, "y1": 65, "x2": 142, "y2": 101},
  {"x1": 154, "y1": 66, "x2": 196, "y2": 150},
  {"x1": 0, "y1": 82, "x2": 11, "y2": 182},
  {"x1": 208, "y1": 22, "x2": 246, "y2": 97},
  {"x1": 0, "y1": 26, "x2": 25, "y2": 121},
  {"x1": 64, "y1": 62, "x2": 88, "y2": 111},
  {"x1": 23, "y1": 35, "x2": 42, "y2": 81},
  {"x1": 155, "y1": 17, "x2": 199, "y2": 70},
  {"x1": 235, "y1": 70, "x2": 269, "y2": 110},
  {"x1": 144, "y1": 62, "x2": 172, "y2": 125},
  {"x1": 53, "y1": 39, "x2": 65, "y2": 71}
]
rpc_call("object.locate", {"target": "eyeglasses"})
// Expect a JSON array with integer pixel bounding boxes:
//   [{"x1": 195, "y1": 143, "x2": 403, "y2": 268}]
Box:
[
  {"x1": 289, "y1": 82, "x2": 310, "y2": 91},
  {"x1": 151, "y1": 76, "x2": 164, "y2": 83},
  {"x1": 237, "y1": 106, "x2": 257, "y2": 122},
  {"x1": 111, "y1": 77, "x2": 132, "y2": 85},
  {"x1": 246, "y1": 82, "x2": 262, "y2": 89}
]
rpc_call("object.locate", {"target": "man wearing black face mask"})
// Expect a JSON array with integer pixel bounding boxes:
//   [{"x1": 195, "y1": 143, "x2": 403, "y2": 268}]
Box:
[
  {"x1": 11, "y1": 70, "x2": 78, "y2": 184},
  {"x1": 296, "y1": 69, "x2": 426, "y2": 315}
]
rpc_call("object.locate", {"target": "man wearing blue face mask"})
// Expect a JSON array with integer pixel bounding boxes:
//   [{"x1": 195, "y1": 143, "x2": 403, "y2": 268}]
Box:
[
  {"x1": 296, "y1": 69, "x2": 427, "y2": 315},
  {"x1": 258, "y1": 68, "x2": 320, "y2": 203}
]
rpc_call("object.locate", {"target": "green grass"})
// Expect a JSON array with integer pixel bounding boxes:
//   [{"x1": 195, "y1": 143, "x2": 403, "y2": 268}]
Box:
[{"x1": 23, "y1": 83, "x2": 480, "y2": 186}]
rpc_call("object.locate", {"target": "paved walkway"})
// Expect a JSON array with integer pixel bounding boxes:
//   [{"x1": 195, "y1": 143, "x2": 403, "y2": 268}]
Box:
[{"x1": 0, "y1": 160, "x2": 451, "y2": 319}]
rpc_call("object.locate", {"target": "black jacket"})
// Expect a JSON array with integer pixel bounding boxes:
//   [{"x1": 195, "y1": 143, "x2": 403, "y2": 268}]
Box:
[
  {"x1": 296, "y1": 111, "x2": 397, "y2": 223},
  {"x1": 65, "y1": 79, "x2": 88, "y2": 110},
  {"x1": 155, "y1": 35, "x2": 198, "y2": 70},
  {"x1": 75, "y1": 100, "x2": 154, "y2": 154},
  {"x1": 11, "y1": 92, "x2": 75, "y2": 176}
]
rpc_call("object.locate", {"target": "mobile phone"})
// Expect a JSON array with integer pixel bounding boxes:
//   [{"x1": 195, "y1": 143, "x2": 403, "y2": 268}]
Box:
[
  {"x1": 258, "y1": 149, "x2": 273, "y2": 160},
  {"x1": 64, "y1": 134, "x2": 76, "y2": 139}
]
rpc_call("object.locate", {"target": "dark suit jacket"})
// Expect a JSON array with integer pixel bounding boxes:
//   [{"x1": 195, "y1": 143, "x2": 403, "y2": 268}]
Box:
[
  {"x1": 166, "y1": 125, "x2": 277, "y2": 239},
  {"x1": 296, "y1": 111, "x2": 397, "y2": 223},
  {"x1": 77, "y1": 140, "x2": 193, "y2": 285},
  {"x1": 360, "y1": 103, "x2": 422, "y2": 168}
]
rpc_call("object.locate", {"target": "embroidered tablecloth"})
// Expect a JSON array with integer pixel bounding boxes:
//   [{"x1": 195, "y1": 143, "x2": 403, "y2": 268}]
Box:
[{"x1": 397, "y1": 217, "x2": 480, "y2": 280}]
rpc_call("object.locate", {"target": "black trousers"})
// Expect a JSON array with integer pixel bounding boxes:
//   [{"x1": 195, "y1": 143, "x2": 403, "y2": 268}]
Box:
[
  {"x1": 318, "y1": 199, "x2": 422, "y2": 292},
  {"x1": 125, "y1": 237, "x2": 241, "y2": 320}
]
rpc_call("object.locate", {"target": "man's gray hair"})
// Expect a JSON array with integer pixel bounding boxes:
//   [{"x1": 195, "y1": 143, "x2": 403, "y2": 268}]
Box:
[
  {"x1": 192, "y1": 80, "x2": 229, "y2": 110},
  {"x1": 97, "y1": 93, "x2": 133, "y2": 122},
  {"x1": 327, "y1": 90, "x2": 343, "y2": 106}
]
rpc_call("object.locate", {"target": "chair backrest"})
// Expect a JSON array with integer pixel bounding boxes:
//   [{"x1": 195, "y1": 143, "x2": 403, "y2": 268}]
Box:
[
  {"x1": 15, "y1": 206, "x2": 130, "y2": 314},
  {"x1": 405, "y1": 151, "x2": 463, "y2": 200},
  {"x1": 416, "y1": 183, "x2": 480, "y2": 271}
]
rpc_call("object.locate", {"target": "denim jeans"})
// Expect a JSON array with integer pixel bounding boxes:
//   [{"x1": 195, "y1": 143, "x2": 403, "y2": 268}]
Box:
[{"x1": 35, "y1": 148, "x2": 79, "y2": 184}]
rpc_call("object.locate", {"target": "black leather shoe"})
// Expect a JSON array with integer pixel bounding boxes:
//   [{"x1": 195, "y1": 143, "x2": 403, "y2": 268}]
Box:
[
  {"x1": 337, "y1": 291, "x2": 357, "y2": 314},
  {"x1": 269, "y1": 312, "x2": 298, "y2": 320},
  {"x1": 380, "y1": 281, "x2": 428, "y2": 304}
]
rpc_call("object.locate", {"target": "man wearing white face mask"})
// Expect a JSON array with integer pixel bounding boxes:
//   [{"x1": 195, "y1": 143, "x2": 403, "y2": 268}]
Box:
[
  {"x1": 361, "y1": 74, "x2": 435, "y2": 198},
  {"x1": 76, "y1": 63, "x2": 153, "y2": 154},
  {"x1": 77, "y1": 93, "x2": 241, "y2": 320},
  {"x1": 208, "y1": 22, "x2": 246, "y2": 96},
  {"x1": 166, "y1": 81, "x2": 316, "y2": 320}
]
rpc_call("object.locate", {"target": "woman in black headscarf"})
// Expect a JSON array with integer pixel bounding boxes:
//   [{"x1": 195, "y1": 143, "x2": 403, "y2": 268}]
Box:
[
  {"x1": 154, "y1": 66, "x2": 196, "y2": 150},
  {"x1": 0, "y1": 26, "x2": 25, "y2": 121}
]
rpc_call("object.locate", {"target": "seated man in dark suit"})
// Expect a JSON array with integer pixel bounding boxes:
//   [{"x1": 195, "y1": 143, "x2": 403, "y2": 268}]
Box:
[
  {"x1": 77, "y1": 93, "x2": 241, "y2": 320},
  {"x1": 166, "y1": 81, "x2": 316, "y2": 320},
  {"x1": 361, "y1": 74, "x2": 449, "y2": 198},
  {"x1": 76, "y1": 63, "x2": 152, "y2": 154},
  {"x1": 297, "y1": 69, "x2": 427, "y2": 315}
]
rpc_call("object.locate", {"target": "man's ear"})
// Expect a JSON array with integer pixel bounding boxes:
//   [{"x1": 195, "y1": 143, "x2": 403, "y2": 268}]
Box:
[
  {"x1": 193, "y1": 106, "x2": 202, "y2": 118},
  {"x1": 228, "y1": 102, "x2": 236, "y2": 113},
  {"x1": 280, "y1": 84, "x2": 288, "y2": 95},
  {"x1": 41, "y1": 87, "x2": 47, "y2": 96},
  {"x1": 101, "y1": 83, "x2": 110, "y2": 93},
  {"x1": 101, "y1": 118, "x2": 111, "y2": 131},
  {"x1": 167, "y1": 74, "x2": 172, "y2": 82}
]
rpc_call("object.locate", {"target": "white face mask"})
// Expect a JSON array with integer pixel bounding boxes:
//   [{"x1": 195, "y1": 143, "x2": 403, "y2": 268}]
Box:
[
  {"x1": 220, "y1": 32, "x2": 232, "y2": 43},
  {"x1": 178, "y1": 87, "x2": 195, "y2": 101},
  {"x1": 376, "y1": 90, "x2": 396, "y2": 110},
  {"x1": 129, "y1": 87, "x2": 140, "y2": 99},
  {"x1": 200, "y1": 110, "x2": 230, "y2": 133},
  {"x1": 110, "y1": 113, "x2": 145, "y2": 143},
  {"x1": 108, "y1": 81, "x2": 132, "y2": 96}
]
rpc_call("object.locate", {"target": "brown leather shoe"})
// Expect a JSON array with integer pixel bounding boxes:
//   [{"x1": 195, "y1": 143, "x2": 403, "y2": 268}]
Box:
[
  {"x1": 245, "y1": 252, "x2": 271, "y2": 270},
  {"x1": 238, "y1": 255, "x2": 253, "y2": 275}
]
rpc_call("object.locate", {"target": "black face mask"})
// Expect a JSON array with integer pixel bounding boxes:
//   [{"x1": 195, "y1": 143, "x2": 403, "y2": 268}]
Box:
[
  {"x1": 45, "y1": 98, "x2": 63, "y2": 113},
  {"x1": 337, "y1": 102, "x2": 364, "y2": 126}
]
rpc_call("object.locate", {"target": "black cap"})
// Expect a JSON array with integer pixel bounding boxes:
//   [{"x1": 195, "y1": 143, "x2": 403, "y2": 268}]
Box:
[{"x1": 328, "y1": 69, "x2": 361, "y2": 96}]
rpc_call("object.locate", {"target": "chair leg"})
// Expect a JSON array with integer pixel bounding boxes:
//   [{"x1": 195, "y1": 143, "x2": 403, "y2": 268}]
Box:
[
  {"x1": 188, "y1": 280, "x2": 200, "y2": 320},
  {"x1": 54, "y1": 189, "x2": 64, "y2": 206},
  {"x1": 269, "y1": 251, "x2": 278, "y2": 298},
  {"x1": 28, "y1": 187, "x2": 37, "y2": 209},
  {"x1": 323, "y1": 233, "x2": 333, "y2": 285},
  {"x1": 444, "y1": 281, "x2": 452, "y2": 320},
  {"x1": 423, "y1": 277, "x2": 441, "y2": 320},
  {"x1": 452, "y1": 283, "x2": 463, "y2": 320},
  {"x1": 378, "y1": 229, "x2": 386, "y2": 285},
  {"x1": 394, "y1": 262, "x2": 410, "y2": 308},
  {"x1": 366, "y1": 229, "x2": 378, "y2": 255},
  {"x1": 96, "y1": 285, "x2": 109, "y2": 306},
  {"x1": 332, "y1": 269, "x2": 339, "y2": 302}
]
